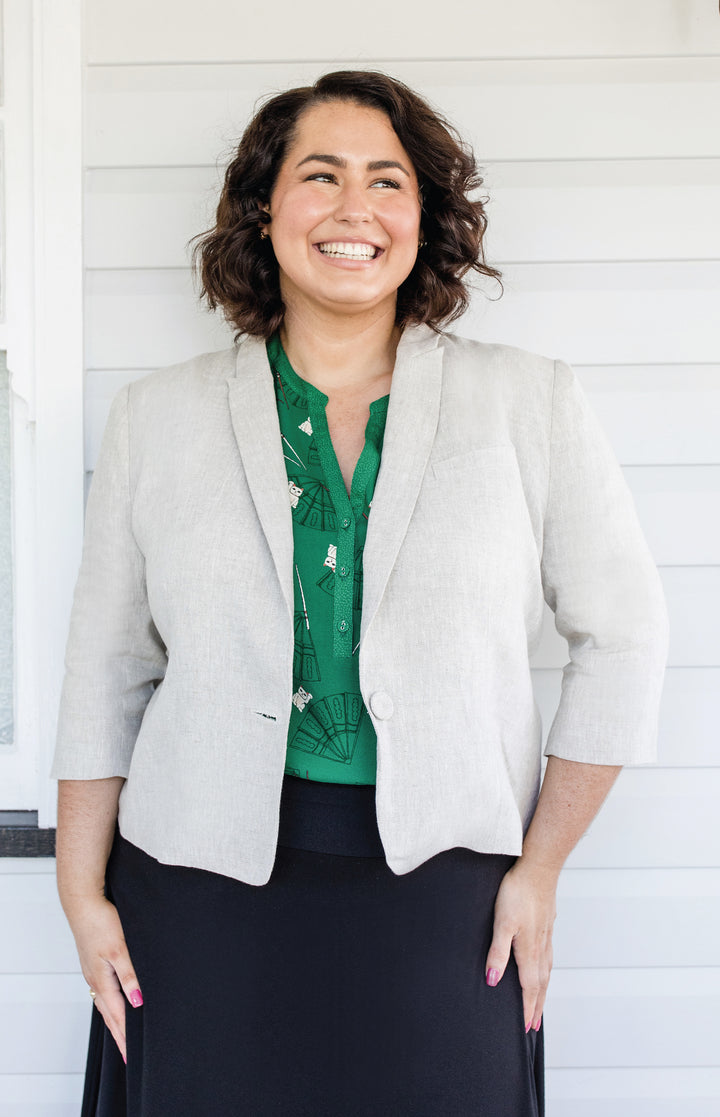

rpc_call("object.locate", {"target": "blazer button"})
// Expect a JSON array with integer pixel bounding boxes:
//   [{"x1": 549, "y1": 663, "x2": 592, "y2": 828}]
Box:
[{"x1": 370, "y1": 692, "x2": 394, "y2": 720}]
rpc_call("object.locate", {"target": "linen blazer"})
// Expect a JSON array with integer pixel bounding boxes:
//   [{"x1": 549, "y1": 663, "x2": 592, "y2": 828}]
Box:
[{"x1": 52, "y1": 324, "x2": 670, "y2": 885}]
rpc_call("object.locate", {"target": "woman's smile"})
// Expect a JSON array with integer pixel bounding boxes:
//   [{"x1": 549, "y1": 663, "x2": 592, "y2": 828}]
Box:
[{"x1": 314, "y1": 240, "x2": 382, "y2": 261}]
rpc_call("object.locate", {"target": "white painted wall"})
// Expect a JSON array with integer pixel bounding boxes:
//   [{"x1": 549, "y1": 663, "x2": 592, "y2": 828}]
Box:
[{"x1": 2, "y1": 1, "x2": 719, "y2": 1114}]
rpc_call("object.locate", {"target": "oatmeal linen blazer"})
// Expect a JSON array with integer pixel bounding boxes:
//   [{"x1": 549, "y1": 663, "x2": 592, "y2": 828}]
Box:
[{"x1": 52, "y1": 324, "x2": 670, "y2": 885}]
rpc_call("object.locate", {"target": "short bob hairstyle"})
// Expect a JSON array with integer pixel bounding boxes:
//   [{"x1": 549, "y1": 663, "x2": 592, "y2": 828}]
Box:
[{"x1": 192, "y1": 70, "x2": 501, "y2": 339}]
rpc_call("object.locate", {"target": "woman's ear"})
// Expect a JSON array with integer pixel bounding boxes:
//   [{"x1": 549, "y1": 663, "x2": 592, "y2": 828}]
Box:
[{"x1": 258, "y1": 203, "x2": 271, "y2": 238}]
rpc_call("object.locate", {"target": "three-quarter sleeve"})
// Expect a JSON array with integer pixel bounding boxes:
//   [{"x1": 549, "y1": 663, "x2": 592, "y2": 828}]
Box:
[
  {"x1": 540, "y1": 360, "x2": 669, "y2": 765},
  {"x1": 51, "y1": 383, "x2": 167, "y2": 780}
]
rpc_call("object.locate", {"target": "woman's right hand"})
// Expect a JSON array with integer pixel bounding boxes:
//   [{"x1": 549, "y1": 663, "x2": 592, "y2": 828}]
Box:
[
  {"x1": 56, "y1": 778, "x2": 142, "y2": 1062},
  {"x1": 67, "y1": 894, "x2": 143, "y2": 1063}
]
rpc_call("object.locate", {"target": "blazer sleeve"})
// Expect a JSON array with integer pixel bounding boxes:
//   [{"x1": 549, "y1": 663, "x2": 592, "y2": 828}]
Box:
[
  {"x1": 51, "y1": 383, "x2": 168, "y2": 780},
  {"x1": 540, "y1": 360, "x2": 670, "y2": 766}
]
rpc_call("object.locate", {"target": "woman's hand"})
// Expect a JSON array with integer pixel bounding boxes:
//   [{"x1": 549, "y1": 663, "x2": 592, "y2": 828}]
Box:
[
  {"x1": 66, "y1": 894, "x2": 143, "y2": 1063},
  {"x1": 483, "y1": 757, "x2": 622, "y2": 1032},
  {"x1": 56, "y1": 778, "x2": 141, "y2": 1063},
  {"x1": 484, "y1": 859, "x2": 557, "y2": 1033}
]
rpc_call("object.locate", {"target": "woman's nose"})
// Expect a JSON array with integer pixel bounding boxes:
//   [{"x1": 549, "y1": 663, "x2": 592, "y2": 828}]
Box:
[{"x1": 333, "y1": 182, "x2": 372, "y2": 223}]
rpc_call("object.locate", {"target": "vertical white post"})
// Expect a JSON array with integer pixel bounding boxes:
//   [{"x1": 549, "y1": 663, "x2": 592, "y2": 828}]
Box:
[
  {"x1": 31, "y1": 0, "x2": 84, "y2": 826},
  {"x1": 1, "y1": 0, "x2": 41, "y2": 810}
]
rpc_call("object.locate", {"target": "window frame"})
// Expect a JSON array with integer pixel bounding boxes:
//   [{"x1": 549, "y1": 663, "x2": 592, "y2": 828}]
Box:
[{"x1": 0, "y1": 0, "x2": 83, "y2": 827}]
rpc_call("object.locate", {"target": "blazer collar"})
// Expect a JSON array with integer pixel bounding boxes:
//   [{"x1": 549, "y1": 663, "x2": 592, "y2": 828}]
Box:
[{"x1": 225, "y1": 324, "x2": 445, "y2": 631}]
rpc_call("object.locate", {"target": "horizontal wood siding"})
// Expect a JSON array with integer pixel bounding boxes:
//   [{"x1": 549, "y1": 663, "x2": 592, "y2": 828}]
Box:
[
  {"x1": 0, "y1": 861, "x2": 86, "y2": 1114},
  {"x1": 84, "y1": 1, "x2": 720, "y2": 62}
]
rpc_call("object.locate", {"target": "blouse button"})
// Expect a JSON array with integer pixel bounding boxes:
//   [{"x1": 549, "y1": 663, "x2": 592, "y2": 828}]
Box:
[
  {"x1": 339, "y1": 566, "x2": 349, "y2": 578},
  {"x1": 337, "y1": 619, "x2": 349, "y2": 633},
  {"x1": 369, "y1": 692, "x2": 394, "y2": 720},
  {"x1": 341, "y1": 517, "x2": 351, "y2": 529}
]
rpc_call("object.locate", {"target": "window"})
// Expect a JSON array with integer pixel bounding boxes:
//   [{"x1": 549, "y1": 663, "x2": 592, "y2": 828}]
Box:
[{"x1": 0, "y1": 0, "x2": 83, "y2": 834}]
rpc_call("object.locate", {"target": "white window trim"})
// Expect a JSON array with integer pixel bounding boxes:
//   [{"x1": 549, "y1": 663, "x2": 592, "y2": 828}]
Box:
[{"x1": 0, "y1": 0, "x2": 83, "y2": 825}]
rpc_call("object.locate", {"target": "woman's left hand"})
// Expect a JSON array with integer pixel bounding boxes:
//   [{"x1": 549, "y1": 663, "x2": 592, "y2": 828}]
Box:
[{"x1": 484, "y1": 859, "x2": 558, "y2": 1033}]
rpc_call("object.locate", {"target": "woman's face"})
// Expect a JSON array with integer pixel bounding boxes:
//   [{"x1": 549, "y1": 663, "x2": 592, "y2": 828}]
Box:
[{"x1": 265, "y1": 100, "x2": 422, "y2": 323}]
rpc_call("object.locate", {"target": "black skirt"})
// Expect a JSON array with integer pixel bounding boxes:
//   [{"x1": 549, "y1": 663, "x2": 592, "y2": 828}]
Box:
[{"x1": 82, "y1": 774, "x2": 544, "y2": 1116}]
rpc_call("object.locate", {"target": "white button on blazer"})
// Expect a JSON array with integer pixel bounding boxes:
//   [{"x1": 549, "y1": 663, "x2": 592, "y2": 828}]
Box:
[{"x1": 52, "y1": 325, "x2": 670, "y2": 885}]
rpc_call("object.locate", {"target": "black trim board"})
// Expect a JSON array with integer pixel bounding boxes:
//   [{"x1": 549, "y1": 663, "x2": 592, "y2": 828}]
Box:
[{"x1": 0, "y1": 813, "x2": 56, "y2": 857}]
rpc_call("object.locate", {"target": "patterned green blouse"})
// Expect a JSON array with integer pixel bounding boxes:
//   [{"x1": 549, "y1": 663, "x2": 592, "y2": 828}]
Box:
[{"x1": 267, "y1": 334, "x2": 389, "y2": 786}]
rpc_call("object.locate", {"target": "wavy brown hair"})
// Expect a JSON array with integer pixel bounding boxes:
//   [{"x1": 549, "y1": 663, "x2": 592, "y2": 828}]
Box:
[{"x1": 192, "y1": 70, "x2": 501, "y2": 339}]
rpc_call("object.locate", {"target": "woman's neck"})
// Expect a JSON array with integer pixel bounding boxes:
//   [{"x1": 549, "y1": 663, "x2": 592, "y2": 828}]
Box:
[{"x1": 279, "y1": 305, "x2": 402, "y2": 397}]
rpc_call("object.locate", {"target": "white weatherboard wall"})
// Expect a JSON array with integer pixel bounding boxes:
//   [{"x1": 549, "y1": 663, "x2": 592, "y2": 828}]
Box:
[{"x1": 3, "y1": 2, "x2": 719, "y2": 1114}]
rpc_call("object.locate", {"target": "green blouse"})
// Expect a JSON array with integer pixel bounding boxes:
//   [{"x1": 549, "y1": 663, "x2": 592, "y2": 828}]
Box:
[{"x1": 267, "y1": 334, "x2": 389, "y2": 786}]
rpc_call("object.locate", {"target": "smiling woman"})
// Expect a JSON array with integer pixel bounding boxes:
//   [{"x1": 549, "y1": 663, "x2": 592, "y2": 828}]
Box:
[
  {"x1": 193, "y1": 69, "x2": 501, "y2": 340},
  {"x1": 52, "y1": 69, "x2": 668, "y2": 1117}
]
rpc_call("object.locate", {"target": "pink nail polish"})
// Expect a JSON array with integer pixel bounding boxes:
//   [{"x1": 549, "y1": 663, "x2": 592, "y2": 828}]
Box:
[
  {"x1": 533, "y1": 1018, "x2": 542, "y2": 1032},
  {"x1": 129, "y1": 989, "x2": 143, "y2": 1008},
  {"x1": 122, "y1": 1053, "x2": 127, "y2": 1065},
  {"x1": 525, "y1": 1021, "x2": 532, "y2": 1034},
  {"x1": 486, "y1": 968, "x2": 500, "y2": 987}
]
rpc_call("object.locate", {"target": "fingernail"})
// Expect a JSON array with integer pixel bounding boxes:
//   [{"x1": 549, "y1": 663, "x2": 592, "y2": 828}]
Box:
[
  {"x1": 129, "y1": 989, "x2": 143, "y2": 1008},
  {"x1": 525, "y1": 1021, "x2": 532, "y2": 1034},
  {"x1": 534, "y1": 1018, "x2": 542, "y2": 1032},
  {"x1": 486, "y1": 968, "x2": 500, "y2": 988},
  {"x1": 122, "y1": 1053, "x2": 127, "y2": 1065}
]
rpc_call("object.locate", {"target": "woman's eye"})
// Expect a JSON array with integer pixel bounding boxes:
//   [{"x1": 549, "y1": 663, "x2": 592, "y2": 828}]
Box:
[{"x1": 304, "y1": 173, "x2": 401, "y2": 189}]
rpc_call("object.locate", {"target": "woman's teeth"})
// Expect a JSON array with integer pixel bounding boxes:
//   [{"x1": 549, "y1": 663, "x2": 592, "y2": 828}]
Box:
[{"x1": 317, "y1": 242, "x2": 378, "y2": 259}]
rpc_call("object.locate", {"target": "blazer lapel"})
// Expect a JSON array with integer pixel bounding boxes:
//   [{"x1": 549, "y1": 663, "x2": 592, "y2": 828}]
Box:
[
  {"x1": 361, "y1": 325, "x2": 444, "y2": 643},
  {"x1": 226, "y1": 338, "x2": 294, "y2": 619},
  {"x1": 225, "y1": 327, "x2": 444, "y2": 633}
]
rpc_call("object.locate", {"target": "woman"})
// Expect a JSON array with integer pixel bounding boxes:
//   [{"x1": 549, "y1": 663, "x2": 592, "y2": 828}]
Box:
[{"x1": 52, "y1": 70, "x2": 669, "y2": 1116}]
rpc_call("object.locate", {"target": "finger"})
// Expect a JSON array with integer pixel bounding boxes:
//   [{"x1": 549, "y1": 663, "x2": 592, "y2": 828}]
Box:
[
  {"x1": 485, "y1": 922, "x2": 514, "y2": 987},
  {"x1": 530, "y1": 985, "x2": 547, "y2": 1032},
  {"x1": 513, "y1": 942, "x2": 542, "y2": 1031},
  {"x1": 107, "y1": 945, "x2": 144, "y2": 1009},
  {"x1": 90, "y1": 945, "x2": 143, "y2": 1061},
  {"x1": 530, "y1": 943, "x2": 553, "y2": 1031},
  {"x1": 92, "y1": 988, "x2": 127, "y2": 1063}
]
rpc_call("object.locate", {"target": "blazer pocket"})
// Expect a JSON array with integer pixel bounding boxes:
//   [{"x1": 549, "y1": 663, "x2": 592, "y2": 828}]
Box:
[{"x1": 429, "y1": 444, "x2": 520, "y2": 496}]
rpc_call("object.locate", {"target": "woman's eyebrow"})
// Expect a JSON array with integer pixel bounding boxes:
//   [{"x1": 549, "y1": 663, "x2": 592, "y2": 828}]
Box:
[{"x1": 295, "y1": 153, "x2": 411, "y2": 178}]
